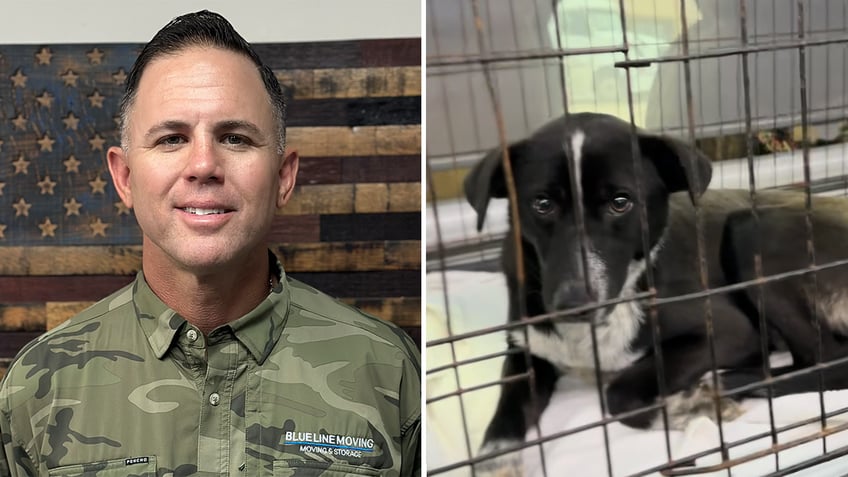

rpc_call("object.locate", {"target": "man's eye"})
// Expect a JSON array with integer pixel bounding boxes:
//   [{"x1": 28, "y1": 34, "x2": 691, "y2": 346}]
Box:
[
  {"x1": 223, "y1": 134, "x2": 246, "y2": 145},
  {"x1": 159, "y1": 135, "x2": 186, "y2": 146}
]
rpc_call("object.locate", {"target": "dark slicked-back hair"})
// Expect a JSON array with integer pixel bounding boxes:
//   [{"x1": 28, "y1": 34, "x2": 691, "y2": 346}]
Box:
[{"x1": 118, "y1": 10, "x2": 287, "y2": 153}]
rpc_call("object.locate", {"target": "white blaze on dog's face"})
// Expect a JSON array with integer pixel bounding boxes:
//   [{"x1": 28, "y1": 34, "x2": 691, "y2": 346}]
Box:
[{"x1": 511, "y1": 119, "x2": 669, "y2": 320}]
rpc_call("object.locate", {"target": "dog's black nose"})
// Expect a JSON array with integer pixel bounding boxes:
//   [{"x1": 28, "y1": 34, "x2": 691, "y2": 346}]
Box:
[{"x1": 550, "y1": 282, "x2": 592, "y2": 311}]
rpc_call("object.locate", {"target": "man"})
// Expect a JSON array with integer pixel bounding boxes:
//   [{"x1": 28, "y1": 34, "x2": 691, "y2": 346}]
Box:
[{"x1": 0, "y1": 11, "x2": 420, "y2": 477}]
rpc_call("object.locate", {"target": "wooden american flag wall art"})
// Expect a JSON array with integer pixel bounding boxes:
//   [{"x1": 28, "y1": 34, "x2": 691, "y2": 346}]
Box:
[{"x1": 0, "y1": 39, "x2": 422, "y2": 377}]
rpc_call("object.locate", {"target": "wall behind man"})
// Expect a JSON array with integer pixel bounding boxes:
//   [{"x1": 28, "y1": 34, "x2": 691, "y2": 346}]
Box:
[
  {"x1": 0, "y1": 1, "x2": 422, "y2": 376},
  {"x1": 0, "y1": 0, "x2": 420, "y2": 43}
]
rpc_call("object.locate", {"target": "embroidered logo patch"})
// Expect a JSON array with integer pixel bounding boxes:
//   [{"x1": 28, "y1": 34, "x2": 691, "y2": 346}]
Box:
[
  {"x1": 283, "y1": 431, "x2": 375, "y2": 458},
  {"x1": 125, "y1": 457, "x2": 150, "y2": 466}
]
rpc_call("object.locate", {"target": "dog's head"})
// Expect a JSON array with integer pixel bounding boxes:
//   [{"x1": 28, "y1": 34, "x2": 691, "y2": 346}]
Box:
[{"x1": 464, "y1": 112, "x2": 712, "y2": 313}]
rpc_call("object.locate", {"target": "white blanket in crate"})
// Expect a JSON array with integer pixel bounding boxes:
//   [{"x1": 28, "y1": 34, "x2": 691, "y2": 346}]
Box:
[{"x1": 426, "y1": 271, "x2": 848, "y2": 476}]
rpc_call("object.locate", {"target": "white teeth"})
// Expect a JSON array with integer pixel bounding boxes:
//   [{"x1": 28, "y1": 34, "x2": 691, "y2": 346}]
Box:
[{"x1": 183, "y1": 207, "x2": 226, "y2": 215}]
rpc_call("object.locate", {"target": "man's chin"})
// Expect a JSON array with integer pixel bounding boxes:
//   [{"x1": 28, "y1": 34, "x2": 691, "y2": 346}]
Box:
[{"x1": 145, "y1": 239, "x2": 260, "y2": 275}]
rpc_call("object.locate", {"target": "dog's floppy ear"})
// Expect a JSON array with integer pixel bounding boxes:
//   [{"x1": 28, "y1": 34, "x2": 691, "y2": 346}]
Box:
[
  {"x1": 464, "y1": 142, "x2": 524, "y2": 231},
  {"x1": 638, "y1": 133, "x2": 712, "y2": 202}
]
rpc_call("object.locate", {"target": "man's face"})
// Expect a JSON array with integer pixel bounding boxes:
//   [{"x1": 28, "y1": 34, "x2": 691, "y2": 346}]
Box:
[{"x1": 107, "y1": 46, "x2": 297, "y2": 273}]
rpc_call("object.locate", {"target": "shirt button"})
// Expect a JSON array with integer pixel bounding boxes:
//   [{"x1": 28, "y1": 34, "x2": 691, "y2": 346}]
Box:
[
  {"x1": 187, "y1": 329, "x2": 198, "y2": 342},
  {"x1": 209, "y1": 392, "x2": 220, "y2": 406}
]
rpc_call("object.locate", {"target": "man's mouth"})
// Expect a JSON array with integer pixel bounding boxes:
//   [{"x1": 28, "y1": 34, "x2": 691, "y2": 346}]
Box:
[{"x1": 182, "y1": 207, "x2": 228, "y2": 216}]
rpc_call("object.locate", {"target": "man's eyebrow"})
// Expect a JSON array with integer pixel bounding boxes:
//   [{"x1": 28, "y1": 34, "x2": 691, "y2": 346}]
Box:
[
  {"x1": 215, "y1": 120, "x2": 264, "y2": 137},
  {"x1": 142, "y1": 120, "x2": 266, "y2": 141},
  {"x1": 144, "y1": 120, "x2": 190, "y2": 141}
]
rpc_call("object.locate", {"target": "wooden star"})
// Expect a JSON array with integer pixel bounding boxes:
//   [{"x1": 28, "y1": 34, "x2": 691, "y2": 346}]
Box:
[
  {"x1": 90, "y1": 218, "x2": 110, "y2": 237},
  {"x1": 64, "y1": 198, "x2": 83, "y2": 216},
  {"x1": 37, "y1": 175, "x2": 57, "y2": 195},
  {"x1": 61, "y1": 69, "x2": 79, "y2": 87},
  {"x1": 13, "y1": 198, "x2": 32, "y2": 217},
  {"x1": 62, "y1": 112, "x2": 80, "y2": 131},
  {"x1": 86, "y1": 47, "x2": 104, "y2": 64},
  {"x1": 0, "y1": 223, "x2": 6, "y2": 239},
  {"x1": 12, "y1": 155, "x2": 30, "y2": 175},
  {"x1": 112, "y1": 68, "x2": 128, "y2": 85},
  {"x1": 89, "y1": 174, "x2": 108, "y2": 194},
  {"x1": 63, "y1": 155, "x2": 81, "y2": 173},
  {"x1": 0, "y1": 182, "x2": 5, "y2": 196},
  {"x1": 10, "y1": 69, "x2": 27, "y2": 88},
  {"x1": 88, "y1": 90, "x2": 105, "y2": 108},
  {"x1": 38, "y1": 218, "x2": 58, "y2": 237},
  {"x1": 35, "y1": 90, "x2": 54, "y2": 108},
  {"x1": 114, "y1": 201, "x2": 131, "y2": 215},
  {"x1": 89, "y1": 133, "x2": 106, "y2": 151},
  {"x1": 11, "y1": 113, "x2": 27, "y2": 131},
  {"x1": 35, "y1": 47, "x2": 53, "y2": 65},
  {"x1": 37, "y1": 133, "x2": 55, "y2": 152}
]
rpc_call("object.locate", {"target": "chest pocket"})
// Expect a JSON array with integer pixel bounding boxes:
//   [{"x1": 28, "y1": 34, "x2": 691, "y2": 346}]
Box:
[
  {"x1": 273, "y1": 460, "x2": 379, "y2": 476},
  {"x1": 48, "y1": 456, "x2": 157, "y2": 477}
]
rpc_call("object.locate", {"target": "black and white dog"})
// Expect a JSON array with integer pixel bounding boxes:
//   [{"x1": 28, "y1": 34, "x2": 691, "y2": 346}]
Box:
[{"x1": 464, "y1": 112, "x2": 848, "y2": 472}]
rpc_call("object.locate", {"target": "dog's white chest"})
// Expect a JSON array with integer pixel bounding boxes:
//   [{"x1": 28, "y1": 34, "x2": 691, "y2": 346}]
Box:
[{"x1": 510, "y1": 300, "x2": 644, "y2": 372}]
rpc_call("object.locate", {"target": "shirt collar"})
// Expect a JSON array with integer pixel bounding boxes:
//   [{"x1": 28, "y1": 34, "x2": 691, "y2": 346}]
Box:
[{"x1": 134, "y1": 251, "x2": 290, "y2": 364}]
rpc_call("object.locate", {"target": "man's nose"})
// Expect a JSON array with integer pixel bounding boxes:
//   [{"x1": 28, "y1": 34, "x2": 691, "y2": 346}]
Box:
[{"x1": 184, "y1": 138, "x2": 224, "y2": 183}]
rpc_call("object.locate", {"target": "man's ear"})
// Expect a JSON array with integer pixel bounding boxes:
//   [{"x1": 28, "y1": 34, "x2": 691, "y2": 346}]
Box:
[
  {"x1": 277, "y1": 149, "x2": 299, "y2": 208},
  {"x1": 107, "y1": 146, "x2": 133, "y2": 209},
  {"x1": 638, "y1": 134, "x2": 712, "y2": 202},
  {"x1": 463, "y1": 141, "x2": 525, "y2": 231}
]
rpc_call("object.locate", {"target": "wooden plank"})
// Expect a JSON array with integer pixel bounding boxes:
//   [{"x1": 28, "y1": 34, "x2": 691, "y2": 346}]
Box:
[
  {"x1": 290, "y1": 270, "x2": 420, "y2": 298},
  {"x1": 286, "y1": 96, "x2": 420, "y2": 127},
  {"x1": 275, "y1": 241, "x2": 419, "y2": 272},
  {"x1": 281, "y1": 182, "x2": 420, "y2": 215},
  {"x1": 0, "y1": 241, "x2": 418, "y2": 276},
  {"x1": 266, "y1": 215, "x2": 321, "y2": 243},
  {"x1": 0, "y1": 246, "x2": 143, "y2": 275},
  {"x1": 287, "y1": 125, "x2": 420, "y2": 157},
  {"x1": 340, "y1": 297, "x2": 421, "y2": 327},
  {"x1": 320, "y1": 212, "x2": 421, "y2": 241},
  {"x1": 297, "y1": 157, "x2": 343, "y2": 185},
  {"x1": 0, "y1": 276, "x2": 135, "y2": 303},
  {"x1": 0, "y1": 331, "x2": 42, "y2": 357},
  {"x1": 277, "y1": 67, "x2": 421, "y2": 100},
  {"x1": 340, "y1": 155, "x2": 421, "y2": 183},
  {"x1": 0, "y1": 305, "x2": 45, "y2": 331},
  {"x1": 254, "y1": 39, "x2": 420, "y2": 69}
]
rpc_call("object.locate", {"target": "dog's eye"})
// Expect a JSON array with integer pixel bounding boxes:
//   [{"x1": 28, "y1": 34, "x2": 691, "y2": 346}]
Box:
[
  {"x1": 532, "y1": 196, "x2": 555, "y2": 215},
  {"x1": 610, "y1": 194, "x2": 632, "y2": 214}
]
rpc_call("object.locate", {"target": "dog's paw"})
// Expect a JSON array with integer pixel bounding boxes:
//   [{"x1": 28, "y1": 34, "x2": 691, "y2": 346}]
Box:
[
  {"x1": 475, "y1": 439, "x2": 524, "y2": 477},
  {"x1": 660, "y1": 372, "x2": 743, "y2": 430}
]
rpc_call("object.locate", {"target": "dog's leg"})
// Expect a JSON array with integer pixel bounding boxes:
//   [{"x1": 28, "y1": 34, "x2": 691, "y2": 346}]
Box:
[
  {"x1": 721, "y1": 296, "x2": 848, "y2": 396},
  {"x1": 477, "y1": 344, "x2": 559, "y2": 476},
  {"x1": 607, "y1": 300, "x2": 761, "y2": 428},
  {"x1": 725, "y1": 277, "x2": 848, "y2": 395}
]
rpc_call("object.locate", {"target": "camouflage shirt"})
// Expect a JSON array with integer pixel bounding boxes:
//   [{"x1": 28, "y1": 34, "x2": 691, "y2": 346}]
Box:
[{"x1": 0, "y1": 256, "x2": 421, "y2": 476}]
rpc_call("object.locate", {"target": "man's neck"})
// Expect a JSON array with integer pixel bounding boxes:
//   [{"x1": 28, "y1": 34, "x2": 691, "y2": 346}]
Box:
[{"x1": 142, "y1": 249, "x2": 271, "y2": 335}]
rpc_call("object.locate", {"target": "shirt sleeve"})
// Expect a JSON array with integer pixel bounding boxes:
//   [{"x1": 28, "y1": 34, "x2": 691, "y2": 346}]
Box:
[
  {"x1": 397, "y1": 332, "x2": 421, "y2": 477},
  {"x1": 1, "y1": 374, "x2": 37, "y2": 476},
  {"x1": 400, "y1": 416, "x2": 421, "y2": 477}
]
